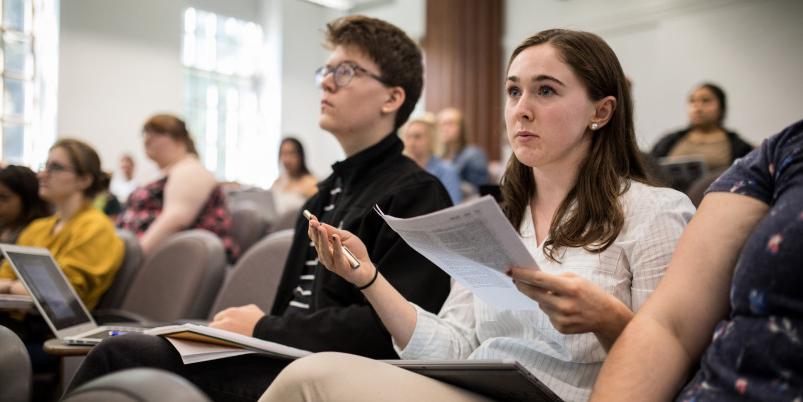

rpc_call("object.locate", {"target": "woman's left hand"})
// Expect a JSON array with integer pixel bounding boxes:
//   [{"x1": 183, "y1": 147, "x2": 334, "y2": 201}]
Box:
[
  {"x1": 209, "y1": 304, "x2": 266, "y2": 336},
  {"x1": 508, "y1": 268, "x2": 632, "y2": 348}
]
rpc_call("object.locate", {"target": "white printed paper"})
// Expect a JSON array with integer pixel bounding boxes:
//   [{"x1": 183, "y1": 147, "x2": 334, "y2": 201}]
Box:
[
  {"x1": 166, "y1": 337, "x2": 255, "y2": 364},
  {"x1": 145, "y1": 323, "x2": 312, "y2": 364},
  {"x1": 375, "y1": 196, "x2": 541, "y2": 311}
]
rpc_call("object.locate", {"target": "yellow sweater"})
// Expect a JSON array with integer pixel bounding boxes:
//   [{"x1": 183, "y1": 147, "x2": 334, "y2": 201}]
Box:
[{"x1": 0, "y1": 206, "x2": 124, "y2": 310}]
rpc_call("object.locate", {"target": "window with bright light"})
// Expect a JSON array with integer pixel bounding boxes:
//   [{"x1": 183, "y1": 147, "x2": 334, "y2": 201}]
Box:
[
  {"x1": 1, "y1": 0, "x2": 56, "y2": 167},
  {"x1": 182, "y1": 8, "x2": 264, "y2": 184}
]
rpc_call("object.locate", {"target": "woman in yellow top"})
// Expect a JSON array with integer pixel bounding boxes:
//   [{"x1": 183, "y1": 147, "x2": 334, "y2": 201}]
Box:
[{"x1": 0, "y1": 138, "x2": 124, "y2": 310}]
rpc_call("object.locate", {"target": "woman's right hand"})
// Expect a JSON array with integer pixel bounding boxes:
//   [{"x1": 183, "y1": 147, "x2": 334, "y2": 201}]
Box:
[{"x1": 307, "y1": 215, "x2": 376, "y2": 287}]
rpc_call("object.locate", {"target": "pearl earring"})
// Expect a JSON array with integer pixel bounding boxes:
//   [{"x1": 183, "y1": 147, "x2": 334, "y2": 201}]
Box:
[{"x1": 591, "y1": 122, "x2": 599, "y2": 130}]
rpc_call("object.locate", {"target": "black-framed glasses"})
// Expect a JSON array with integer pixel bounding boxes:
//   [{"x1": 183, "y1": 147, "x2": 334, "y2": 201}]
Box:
[
  {"x1": 314, "y1": 61, "x2": 391, "y2": 89},
  {"x1": 39, "y1": 161, "x2": 75, "y2": 174}
]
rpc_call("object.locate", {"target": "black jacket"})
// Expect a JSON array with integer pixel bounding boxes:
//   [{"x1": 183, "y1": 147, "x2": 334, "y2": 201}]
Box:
[
  {"x1": 255, "y1": 133, "x2": 453, "y2": 358},
  {"x1": 650, "y1": 128, "x2": 753, "y2": 162}
]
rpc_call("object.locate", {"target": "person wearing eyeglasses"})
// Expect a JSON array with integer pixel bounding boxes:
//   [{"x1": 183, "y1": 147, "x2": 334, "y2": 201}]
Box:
[
  {"x1": 66, "y1": 15, "x2": 453, "y2": 402},
  {"x1": 0, "y1": 139, "x2": 123, "y2": 310},
  {"x1": 0, "y1": 139, "x2": 124, "y2": 401}
]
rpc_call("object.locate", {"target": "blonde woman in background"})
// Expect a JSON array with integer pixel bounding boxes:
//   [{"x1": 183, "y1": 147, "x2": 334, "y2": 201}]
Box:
[
  {"x1": 437, "y1": 107, "x2": 490, "y2": 193},
  {"x1": 401, "y1": 114, "x2": 462, "y2": 204}
]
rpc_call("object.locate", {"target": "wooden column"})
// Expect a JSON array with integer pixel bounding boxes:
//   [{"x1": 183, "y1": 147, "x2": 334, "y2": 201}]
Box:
[{"x1": 423, "y1": 0, "x2": 504, "y2": 160}]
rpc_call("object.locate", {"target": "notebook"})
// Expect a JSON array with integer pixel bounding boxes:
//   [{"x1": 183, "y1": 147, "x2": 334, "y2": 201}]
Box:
[
  {"x1": 386, "y1": 359, "x2": 563, "y2": 402},
  {"x1": 0, "y1": 244, "x2": 146, "y2": 345}
]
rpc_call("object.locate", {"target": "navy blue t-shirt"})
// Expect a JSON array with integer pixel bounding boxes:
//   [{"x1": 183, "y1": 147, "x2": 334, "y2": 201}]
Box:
[{"x1": 677, "y1": 120, "x2": 803, "y2": 401}]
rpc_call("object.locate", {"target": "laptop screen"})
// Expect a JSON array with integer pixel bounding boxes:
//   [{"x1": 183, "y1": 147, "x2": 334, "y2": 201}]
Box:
[{"x1": 6, "y1": 251, "x2": 92, "y2": 330}]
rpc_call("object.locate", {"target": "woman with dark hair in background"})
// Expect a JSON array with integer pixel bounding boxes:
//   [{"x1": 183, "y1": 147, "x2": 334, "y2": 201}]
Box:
[
  {"x1": 650, "y1": 83, "x2": 752, "y2": 171},
  {"x1": 117, "y1": 114, "x2": 239, "y2": 260},
  {"x1": 270, "y1": 137, "x2": 318, "y2": 215},
  {"x1": 0, "y1": 165, "x2": 50, "y2": 243}
]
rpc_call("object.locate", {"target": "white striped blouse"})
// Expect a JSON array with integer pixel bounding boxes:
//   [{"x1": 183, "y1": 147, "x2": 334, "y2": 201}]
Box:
[{"x1": 396, "y1": 181, "x2": 695, "y2": 402}]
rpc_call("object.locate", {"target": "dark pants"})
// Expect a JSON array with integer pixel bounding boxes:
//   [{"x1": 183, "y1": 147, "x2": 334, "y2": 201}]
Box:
[{"x1": 66, "y1": 333, "x2": 291, "y2": 402}]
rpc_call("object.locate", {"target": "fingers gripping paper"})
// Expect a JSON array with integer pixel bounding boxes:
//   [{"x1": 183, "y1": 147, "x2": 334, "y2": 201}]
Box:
[{"x1": 374, "y1": 196, "x2": 541, "y2": 311}]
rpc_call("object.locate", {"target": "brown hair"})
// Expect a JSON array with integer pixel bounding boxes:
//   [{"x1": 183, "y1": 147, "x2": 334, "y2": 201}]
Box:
[
  {"x1": 142, "y1": 114, "x2": 198, "y2": 155},
  {"x1": 279, "y1": 137, "x2": 311, "y2": 178},
  {"x1": 500, "y1": 29, "x2": 649, "y2": 262},
  {"x1": 324, "y1": 15, "x2": 423, "y2": 131},
  {"x1": 51, "y1": 138, "x2": 108, "y2": 199},
  {"x1": 0, "y1": 165, "x2": 50, "y2": 226}
]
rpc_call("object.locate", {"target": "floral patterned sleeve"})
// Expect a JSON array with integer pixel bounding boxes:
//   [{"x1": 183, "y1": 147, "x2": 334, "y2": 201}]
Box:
[{"x1": 706, "y1": 120, "x2": 803, "y2": 205}]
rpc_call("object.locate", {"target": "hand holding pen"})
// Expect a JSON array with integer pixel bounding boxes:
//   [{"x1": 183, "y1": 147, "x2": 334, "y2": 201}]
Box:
[
  {"x1": 303, "y1": 210, "x2": 360, "y2": 269},
  {"x1": 304, "y1": 210, "x2": 379, "y2": 289}
]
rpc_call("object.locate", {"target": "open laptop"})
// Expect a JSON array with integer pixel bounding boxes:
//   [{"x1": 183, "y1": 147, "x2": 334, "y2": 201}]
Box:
[
  {"x1": 385, "y1": 360, "x2": 563, "y2": 402},
  {"x1": 659, "y1": 155, "x2": 708, "y2": 192},
  {"x1": 0, "y1": 244, "x2": 146, "y2": 345}
]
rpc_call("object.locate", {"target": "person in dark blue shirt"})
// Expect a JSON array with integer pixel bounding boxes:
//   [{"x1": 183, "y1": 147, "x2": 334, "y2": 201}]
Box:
[{"x1": 592, "y1": 119, "x2": 803, "y2": 401}]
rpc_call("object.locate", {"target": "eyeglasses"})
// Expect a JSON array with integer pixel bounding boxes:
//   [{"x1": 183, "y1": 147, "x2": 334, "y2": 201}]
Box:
[
  {"x1": 314, "y1": 61, "x2": 390, "y2": 90},
  {"x1": 39, "y1": 161, "x2": 75, "y2": 174}
]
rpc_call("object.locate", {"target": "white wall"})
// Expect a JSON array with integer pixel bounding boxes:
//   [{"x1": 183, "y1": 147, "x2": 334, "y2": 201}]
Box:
[
  {"x1": 59, "y1": 0, "x2": 183, "y2": 183},
  {"x1": 58, "y1": 0, "x2": 357, "y2": 183},
  {"x1": 59, "y1": 0, "x2": 270, "y2": 184},
  {"x1": 262, "y1": 0, "x2": 343, "y2": 179},
  {"x1": 505, "y1": 0, "x2": 803, "y2": 149}
]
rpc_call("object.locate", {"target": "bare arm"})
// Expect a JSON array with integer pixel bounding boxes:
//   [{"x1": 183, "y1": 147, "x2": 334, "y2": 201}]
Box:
[
  {"x1": 139, "y1": 159, "x2": 217, "y2": 255},
  {"x1": 590, "y1": 192, "x2": 768, "y2": 401},
  {"x1": 309, "y1": 218, "x2": 419, "y2": 349}
]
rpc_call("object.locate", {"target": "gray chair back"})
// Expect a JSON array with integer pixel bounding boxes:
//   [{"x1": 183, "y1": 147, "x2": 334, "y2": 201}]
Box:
[
  {"x1": 226, "y1": 188, "x2": 277, "y2": 223},
  {"x1": 230, "y1": 202, "x2": 269, "y2": 256},
  {"x1": 686, "y1": 167, "x2": 727, "y2": 207},
  {"x1": 0, "y1": 325, "x2": 31, "y2": 402},
  {"x1": 62, "y1": 368, "x2": 211, "y2": 402},
  {"x1": 120, "y1": 229, "x2": 226, "y2": 322},
  {"x1": 96, "y1": 230, "x2": 144, "y2": 309},
  {"x1": 269, "y1": 207, "x2": 300, "y2": 233},
  {"x1": 209, "y1": 229, "x2": 294, "y2": 318}
]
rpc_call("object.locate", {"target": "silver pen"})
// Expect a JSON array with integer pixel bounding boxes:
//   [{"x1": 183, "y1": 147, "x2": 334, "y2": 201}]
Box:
[{"x1": 303, "y1": 209, "x2": 361, "y2": 269}]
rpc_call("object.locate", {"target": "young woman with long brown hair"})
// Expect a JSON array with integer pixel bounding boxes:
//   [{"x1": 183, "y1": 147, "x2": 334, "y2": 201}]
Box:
[{"x1": 260, "y1": 29, "x2": 695, "y2": 402}]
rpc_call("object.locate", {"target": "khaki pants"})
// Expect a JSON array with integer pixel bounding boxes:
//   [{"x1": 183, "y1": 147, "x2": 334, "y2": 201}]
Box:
[{"x1": 259, "y1": 352, "x2": 494, "y2": 402}]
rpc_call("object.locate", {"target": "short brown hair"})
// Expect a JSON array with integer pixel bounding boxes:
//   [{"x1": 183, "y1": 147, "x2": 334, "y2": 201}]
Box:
[
  {"x1": 51, "y1": 138, "x2": 108, "y2": 199},
  {"x1": 501, "y1": 29, "x2": 649, "y2": 262},
  {"x1": 142, "y1": 114, "x2": 198, "y2": 155},
  {"x1": 324, "y1": 15, "x2": 423, "y2": 131}
]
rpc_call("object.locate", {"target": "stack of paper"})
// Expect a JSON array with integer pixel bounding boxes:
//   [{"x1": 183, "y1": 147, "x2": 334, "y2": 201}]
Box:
[
  {"x1": 144, "y1": 323, "x2": 311, "y2": 364},
  {"x1": 375, "y1": 196, "x2": 541, "y2": 311}
]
